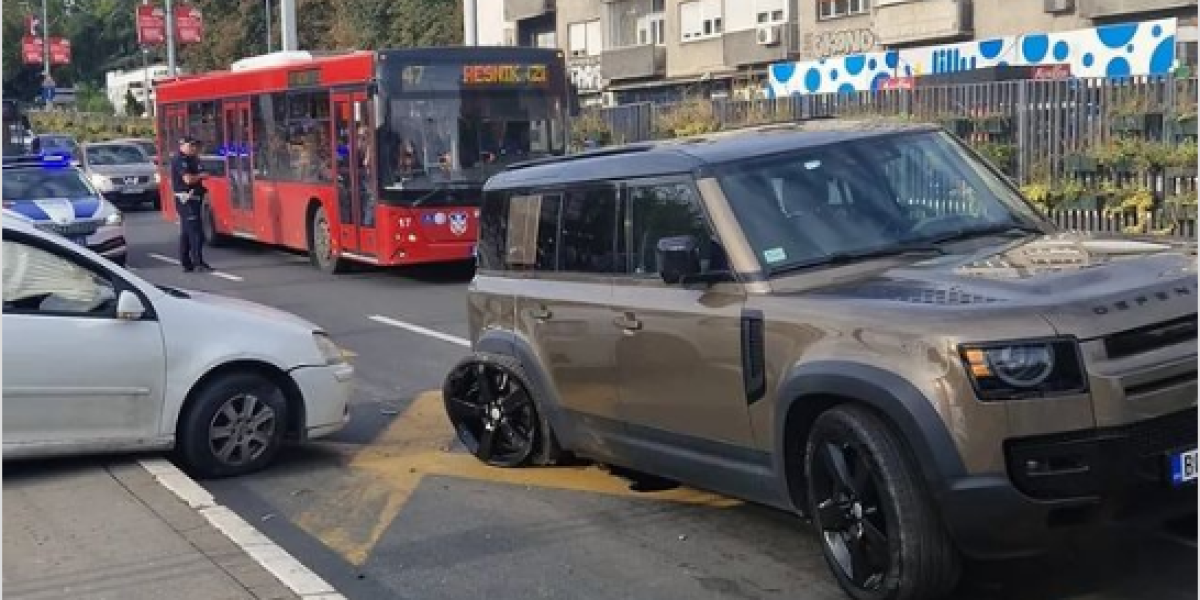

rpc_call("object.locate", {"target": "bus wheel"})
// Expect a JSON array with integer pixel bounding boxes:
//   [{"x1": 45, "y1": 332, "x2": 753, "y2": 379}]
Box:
[
  {"x1": 202, "y1": 201, "x2": 230, "y2": 248},
  {"x1": 309, "y1": 206, "x2": 347, "y2": 274}
]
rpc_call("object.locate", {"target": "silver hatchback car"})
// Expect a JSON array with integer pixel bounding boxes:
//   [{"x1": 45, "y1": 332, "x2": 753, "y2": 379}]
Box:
[{"x1": 79, "y1": 141, "x2": 161, "y2": 210}]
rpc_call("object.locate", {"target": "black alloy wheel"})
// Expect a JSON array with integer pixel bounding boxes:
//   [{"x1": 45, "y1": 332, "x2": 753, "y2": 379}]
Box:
[
  {"x1": 444, "y1": 359, "x2": 540, "y2": 468},
  {"x1": 810, "y1": 438, "x2": 892, "y2": 592}
]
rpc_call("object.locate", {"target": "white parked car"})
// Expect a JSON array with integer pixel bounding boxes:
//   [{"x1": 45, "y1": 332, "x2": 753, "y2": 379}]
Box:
[{"x1": 2, "y1": 217, "x2": 353, "y2": 477}]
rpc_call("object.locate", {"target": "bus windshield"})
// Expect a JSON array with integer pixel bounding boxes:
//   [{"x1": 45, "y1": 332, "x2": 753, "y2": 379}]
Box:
[{"x1": 377, "y1": 61, "x2": 567, "y2": 197}]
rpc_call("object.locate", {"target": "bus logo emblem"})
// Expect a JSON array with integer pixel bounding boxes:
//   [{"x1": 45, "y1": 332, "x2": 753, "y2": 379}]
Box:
[{"x1": 449, "y1": 212, "x2": 468, "y2": 236}]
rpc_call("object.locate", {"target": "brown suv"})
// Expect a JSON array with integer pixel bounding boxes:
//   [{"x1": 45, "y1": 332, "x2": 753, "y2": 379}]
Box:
[{"x1": 443, "y1": 121, "x2": 1198, "y2": 600}]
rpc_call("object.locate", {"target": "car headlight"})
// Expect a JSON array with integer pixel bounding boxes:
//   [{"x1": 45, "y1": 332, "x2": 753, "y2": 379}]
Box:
[
  {"x1": 959, "y1": 339, "x2": 1087, "y2": 400},
  {"x1": 106, "y1": 209, "x2": 123, "y2": 226},
  {"x1": 89, "y1": 173, "x2": 115, "y2": 191},
  {"x1": 313, "y1": 332, "x2": 347, "y2": 365}
]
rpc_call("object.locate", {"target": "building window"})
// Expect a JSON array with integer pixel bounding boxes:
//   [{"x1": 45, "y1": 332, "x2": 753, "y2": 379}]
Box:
[
  {"x1": 818, "y1": 0, "x2": 870, "y2": 20},
  {"x1": 755, "y1": 0, "x2": 786, "y2": 23},
  {"x1": 638, "y1": 14, "x2": 665, "y2": 46},
  {"x1": 608, "y1": 0, "x2": 664, "y2": 49},
  {"x1": 534, "y1": 30, "x2": 557, "y2": 49},
  {"x1": 681, "y1": 0, "x2": 723, "y2": 42},
  {"x1": 568, "y1": 20, "x2": 602, "y2": 57}
]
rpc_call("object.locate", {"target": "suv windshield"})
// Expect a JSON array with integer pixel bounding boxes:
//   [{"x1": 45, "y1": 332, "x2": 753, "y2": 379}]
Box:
[
  {"x1": 715, "y1": 130, "x2": 1047, "y2": 275},
  {"x1": 86, "y1": 144, "x2": 150, "y2": 166},
  {"x1": 3, "y1": 168, "x2": 94, "y2": 201}
]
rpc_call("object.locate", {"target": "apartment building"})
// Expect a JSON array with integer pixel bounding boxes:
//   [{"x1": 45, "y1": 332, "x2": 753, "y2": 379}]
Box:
[{"x1": 479, "y1": 0, "x2": 1197, "y2": 106}]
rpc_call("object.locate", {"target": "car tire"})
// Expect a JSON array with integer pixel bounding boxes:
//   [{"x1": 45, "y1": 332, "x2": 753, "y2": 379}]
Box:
[
  {"x1": 442, "y1": 353, "x2": 564, "y2": 468},
  {"x1": 177, "y1": 371, "x2": 289, "y2": 479},
  {"x1": 805, "y1": 405, "x2": 960, "y2": 600},
  {"x1": 308, "y1": 205, "x2": 348, "y2": 274}
]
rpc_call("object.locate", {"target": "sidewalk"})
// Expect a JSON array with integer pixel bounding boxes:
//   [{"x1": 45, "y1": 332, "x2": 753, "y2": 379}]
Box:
[{"x1": 3, "y1": 458, "x2": 310, "y2": 600}]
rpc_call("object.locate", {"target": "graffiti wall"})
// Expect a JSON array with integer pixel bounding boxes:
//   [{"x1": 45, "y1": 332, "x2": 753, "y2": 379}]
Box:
[{"x1": 769, "y1": 18, "x2": 1178, "y2": 96}]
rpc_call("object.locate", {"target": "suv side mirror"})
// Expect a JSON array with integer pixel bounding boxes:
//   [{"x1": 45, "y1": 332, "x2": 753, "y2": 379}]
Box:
[
  {"x1": 116, "y1": 290, "x2": 146, "y2": 320},
  {"x1": 657, "y1": 235, "x2": 701, "y2": 284}
]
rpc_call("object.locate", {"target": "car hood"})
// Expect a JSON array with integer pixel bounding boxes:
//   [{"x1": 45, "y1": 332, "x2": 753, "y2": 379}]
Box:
[
  {"x1": 176, "y1": 288, "x2": 321, "y2": 332},
  {"x1": 86, "y1": 164, "x2": 156, "y2": 177},
  {"x1": 791, "y1": 233, "x2": 1198, "y2": 339},
  {"x1": 5, "y1": 196, "x2": 104, "y2": 222}
]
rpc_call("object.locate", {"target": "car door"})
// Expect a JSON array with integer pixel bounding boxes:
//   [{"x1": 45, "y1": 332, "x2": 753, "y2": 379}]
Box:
[
  {"x1": 2, "y1": 231, "x2": 167, "y2": 450},
  {"x1": 510, "y1": 186, "x2": 624, "y2": 457},
  {"x1": 611, "y1": 179, "x2": 758, "y2": 471}
]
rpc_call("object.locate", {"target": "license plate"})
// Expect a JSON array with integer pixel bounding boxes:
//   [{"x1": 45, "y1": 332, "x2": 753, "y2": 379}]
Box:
[{"x1": 1170, "y1": 449, "x2": 1198, "y2": 486}]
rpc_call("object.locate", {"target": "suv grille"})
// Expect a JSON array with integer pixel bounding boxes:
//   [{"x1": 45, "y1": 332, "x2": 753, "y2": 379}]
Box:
[
  {"x1": 36, "y1": 219, "x2": 103, "y2": 237},
  {"x1": 1104, "y1": 315, "x2": 1197, "y2": 360}
]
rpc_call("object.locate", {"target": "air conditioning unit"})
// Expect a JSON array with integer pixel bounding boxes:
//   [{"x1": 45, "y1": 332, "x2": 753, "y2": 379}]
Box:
[
  {"x1": 1043, "y1": 0, "x2": 1074, "y2": 13},
  {"x1": 756, "y1": 24, "x2": 782, "y2": 46}
]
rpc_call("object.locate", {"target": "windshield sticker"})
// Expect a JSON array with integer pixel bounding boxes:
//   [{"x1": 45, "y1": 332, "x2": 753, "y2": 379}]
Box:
[{"x1": 763, "y1": 248, "x2": 788, "y2": 263}]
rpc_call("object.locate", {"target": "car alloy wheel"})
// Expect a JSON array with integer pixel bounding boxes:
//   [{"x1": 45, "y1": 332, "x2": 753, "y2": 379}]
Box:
[
  {"x1": 444, "y1": 361, "x2": 538, "y2": 467},
  {"x1": 811, "y1": 439, "x2": 891, "y2": 592},
  {"x1": 208, "y1": 392, "x2": 277, "y2": 467}
]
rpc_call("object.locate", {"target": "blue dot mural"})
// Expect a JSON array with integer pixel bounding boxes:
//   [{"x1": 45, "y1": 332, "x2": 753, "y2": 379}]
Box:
[
  {"x1": 1153, "y1": 24, "x2": 1163, "y2": 37},
  {"x1": 830, "y1": 69, "x2": 839, "y2": 81},
  {"x1": 1053, "y1": 41, "x2": 1069, "y2": 61},
  {"x1": 1150, "y1": 35, "x2": 1176, "y2": 74},
  {"x1": 1021, "y1": 34, "x2": 1050, "y2": 62},
  {"x1": 868, "y1": 58, "x2": 878, "y2": 71},
  {"x1": 978, "y1": 39, "x2": 1004, "y2": 60},
  {"x1": 845, "y1": 55, "x2": 866, "y2": 76},
  {"x1": 1106, "y1": 57, "x2": 1131, "y2": 77},
  {"x1": 771, "y1": 63, "x2": 796, "y2": 84},
  {"x1": 1082, "y1": 53, "x2": 1095, "y2": 67},
  {"x1": 1097, "y1": 23, "x2": 1138, "y2": 49},
  {"x1": 838, "y1": 83, "x2": 856, "y2": 95},
  {"x1": 804, "y1": 68, "x2": 822, "y2": 92},
  {"x1": 885, "y1": 51, "x2": 899, "y2": 69}
]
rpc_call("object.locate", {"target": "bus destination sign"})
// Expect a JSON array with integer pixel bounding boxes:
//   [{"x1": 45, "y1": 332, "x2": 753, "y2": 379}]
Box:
[
  {"x1": 461, "y1": 64, "x2": 548, "y2": 87},
  {"x1": 288, "y1": 69, "x2": 321, "y2": 88}
]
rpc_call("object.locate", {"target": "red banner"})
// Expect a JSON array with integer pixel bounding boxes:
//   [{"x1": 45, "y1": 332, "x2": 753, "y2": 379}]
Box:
[
  {"x1": 137, "y1": 4, "x2": 167, "y2": 46},
  {"x1": 174, "y1": 4, "x2": 204, "y2": 44},
  {"x1": 49, "y1": 37, "x2": 71, "y2": 65},
  {"x1": 21, "y1": 36, "x2": 42, "y2": 64}
]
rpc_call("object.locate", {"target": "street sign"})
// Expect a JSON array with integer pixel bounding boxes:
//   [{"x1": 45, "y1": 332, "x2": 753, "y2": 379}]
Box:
[
  {"x1": 42, "y1": 86, "x2": 56, "y2": 102},
  {"x1": 137, "y1": 5, "x2": 166, "y2": 46}
]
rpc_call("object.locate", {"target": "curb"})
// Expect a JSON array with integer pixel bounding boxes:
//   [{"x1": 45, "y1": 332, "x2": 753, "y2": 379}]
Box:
[{"x1": 139, "y1": 458, "x2": 346, "y2": 600}]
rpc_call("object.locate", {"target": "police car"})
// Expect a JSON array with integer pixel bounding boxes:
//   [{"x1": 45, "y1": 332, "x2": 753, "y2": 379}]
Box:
[{"x1": 2, "y1": 152, "x2": 127, "y2": 266}]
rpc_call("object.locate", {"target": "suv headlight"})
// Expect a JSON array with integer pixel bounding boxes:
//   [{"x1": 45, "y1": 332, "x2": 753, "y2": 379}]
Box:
[
  {"x1": 959, "y1": 338, "x2": 1087, "y2": 400},
  {"x1": 313, "y1": 332, "x2": 347, "y2": 365}
]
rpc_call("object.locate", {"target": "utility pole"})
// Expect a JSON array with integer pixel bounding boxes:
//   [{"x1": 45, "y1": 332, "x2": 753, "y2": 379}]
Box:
[
  {"x1": 41, "y1": 0, "x2": 50, "y2": 77},
  {"x1": 265, "y1": 0, "x2": 273, "y2": 53},
  {"x1": 166, "y1": 0, "x2": 177, "y2": 77},
  {"x1": 280, "y1": 0, "x2": 297, "y2": 52}
]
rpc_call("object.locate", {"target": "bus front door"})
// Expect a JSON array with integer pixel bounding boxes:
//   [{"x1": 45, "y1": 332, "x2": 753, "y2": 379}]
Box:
[
  {"x1": 333, "y1": 91, "x2": 378, "y2": 261},
  {"x1": 223, "y1": 99, "x2": 255, "y2": 236}
]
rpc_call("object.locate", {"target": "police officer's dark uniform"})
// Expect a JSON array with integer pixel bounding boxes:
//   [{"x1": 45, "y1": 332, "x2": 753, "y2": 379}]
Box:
[{"x1": 171, "y1": 137, "x2": 211, "y2": 272}]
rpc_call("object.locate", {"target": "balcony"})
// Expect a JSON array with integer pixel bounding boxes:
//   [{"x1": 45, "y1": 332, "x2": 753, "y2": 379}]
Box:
[
  {"x1": 874, "y1": 0, "x2": 972, "y2": 46},
  {"x1": 1080, "y1": 0, "x2": 1195, "y2": 18},
  {"x1": 724, "y1": 23, "x2": 797, "y2": 68},
  {"x1": 504, "y1": 0, "x2": 554, "y2": 22},
  {"x1": 601, "y1": 45, "x2": 666, "y2": 81}
]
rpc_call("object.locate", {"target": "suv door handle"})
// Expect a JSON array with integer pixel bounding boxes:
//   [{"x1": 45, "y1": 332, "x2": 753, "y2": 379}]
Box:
[
  {"x1": 529, "y1": 306, "x2": 552, "y2": 321},
  {"x1": 614, "y1": 313, "x2": 642, "y2": 332}
]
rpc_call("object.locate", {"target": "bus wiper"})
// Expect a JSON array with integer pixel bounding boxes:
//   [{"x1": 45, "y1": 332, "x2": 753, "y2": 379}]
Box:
[
  {"x1": 771, "y1": 243, "x2": 946, "y2": 275},
  {"x1": 920, "y1": 223, "x2": 1043, "y2": 246},
  {"x1": 409, "y1": 185, "x2": 446, "y2": 207}
]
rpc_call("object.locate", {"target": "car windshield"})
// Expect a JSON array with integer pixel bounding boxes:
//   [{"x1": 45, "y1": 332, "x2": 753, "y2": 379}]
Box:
[
  {"x1": 86, "y1": 144, "x2": 149, "y2": 165},
  {"x1": 2, "y1": 168, "x2": 94, "y2": 201},
  {"x1": 714, "y1": 130, "x2": 1047, "y2": 275}
]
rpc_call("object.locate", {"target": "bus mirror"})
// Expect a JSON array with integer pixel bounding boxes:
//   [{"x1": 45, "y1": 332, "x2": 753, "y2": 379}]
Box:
[{"x1": 354, "y1": 101, "x2": 363, "y2": 123}]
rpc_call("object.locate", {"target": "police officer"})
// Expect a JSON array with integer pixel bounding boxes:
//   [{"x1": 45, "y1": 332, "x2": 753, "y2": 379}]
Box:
[{"x1": 171, "y1": 136, "x2": 212, "y2": 272}]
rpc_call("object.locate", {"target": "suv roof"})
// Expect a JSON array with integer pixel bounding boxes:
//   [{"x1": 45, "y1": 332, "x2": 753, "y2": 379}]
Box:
[{"x1": 487, "y1": 120, "x2": 940, "y2": 191}]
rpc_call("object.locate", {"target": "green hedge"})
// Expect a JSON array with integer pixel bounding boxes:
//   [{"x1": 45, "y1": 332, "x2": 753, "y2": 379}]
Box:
[{"x1": 28, "y1": 111, "x2": 155, "y2": 142}]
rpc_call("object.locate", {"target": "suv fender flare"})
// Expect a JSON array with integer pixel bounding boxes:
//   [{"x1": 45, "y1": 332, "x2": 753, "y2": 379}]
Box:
[
  {"x1": 773, "y1": 362, "x2": 968, "y2": 510},
  {"x1": 473, "y1": 329, "x2": 572, "y2": 433}
]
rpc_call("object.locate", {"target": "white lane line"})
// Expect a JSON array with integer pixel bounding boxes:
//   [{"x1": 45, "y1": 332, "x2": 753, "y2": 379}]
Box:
[
  {"x1": 148, "y1": 253, "x2": 244, "y2": 281},
  {"x1": 369, "y1": 314, "x2": 471, "y2": 347},
  {"x1": 139, "y1": 458, "x2": 346, "y2": 599}
]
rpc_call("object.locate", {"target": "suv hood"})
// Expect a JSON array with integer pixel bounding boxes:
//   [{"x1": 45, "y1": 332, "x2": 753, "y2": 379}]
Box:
[
  {"x1": 798, "y1": 233, "x2": 1198, "y2": 340},
  {"x1": 86, "y1": 163, "x2": 156, "y2": 177}
]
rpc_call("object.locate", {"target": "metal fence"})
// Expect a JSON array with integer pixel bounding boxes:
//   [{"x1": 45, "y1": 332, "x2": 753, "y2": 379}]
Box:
[{"x1": 586, "y1": 75, "x2": 1198, "y2": 238}]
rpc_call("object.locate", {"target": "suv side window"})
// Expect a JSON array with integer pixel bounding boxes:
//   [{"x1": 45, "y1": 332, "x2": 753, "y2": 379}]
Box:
[
  {"x1": 559, "y1": 187, "x2": 620, "y2": 274},
  {"x1": 2, "y1": 239, "x2": 117, "y2": 316},
  {"x1": 626, "y1": 182, "x2": 719, "y2": 278},
  {"x1": 505, "y1": 192, "x2": 561, "y2": 272}
]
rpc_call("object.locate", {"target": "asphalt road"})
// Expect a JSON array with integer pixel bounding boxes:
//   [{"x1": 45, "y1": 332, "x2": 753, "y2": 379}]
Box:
[{"x1": 120, "y1": 210, "x2": 1196, "y2": 600}]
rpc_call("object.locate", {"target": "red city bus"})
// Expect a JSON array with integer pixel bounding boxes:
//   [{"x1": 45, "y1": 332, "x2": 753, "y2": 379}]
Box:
[{"x1": 154, "y1": 47, "x2": 570, "y2": 272}]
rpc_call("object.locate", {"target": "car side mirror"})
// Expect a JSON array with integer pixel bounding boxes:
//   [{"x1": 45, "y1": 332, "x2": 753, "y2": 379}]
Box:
[
  {"x1": 116, "y1": 290, "x2": 146, "y2": 320},
  {"x1": 657, "y1": 235, "x2": 702, "y2": 285}
]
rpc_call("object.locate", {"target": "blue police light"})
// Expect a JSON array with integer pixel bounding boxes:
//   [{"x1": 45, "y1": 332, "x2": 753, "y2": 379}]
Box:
[{"x1": 39, "y1": 153, "x2": 71, "y2": 168}]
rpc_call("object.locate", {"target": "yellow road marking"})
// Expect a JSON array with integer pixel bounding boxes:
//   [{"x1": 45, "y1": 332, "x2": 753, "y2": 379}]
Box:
[{"x1": 295, "y1": 391, "x2": 741, "y2": 566}]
